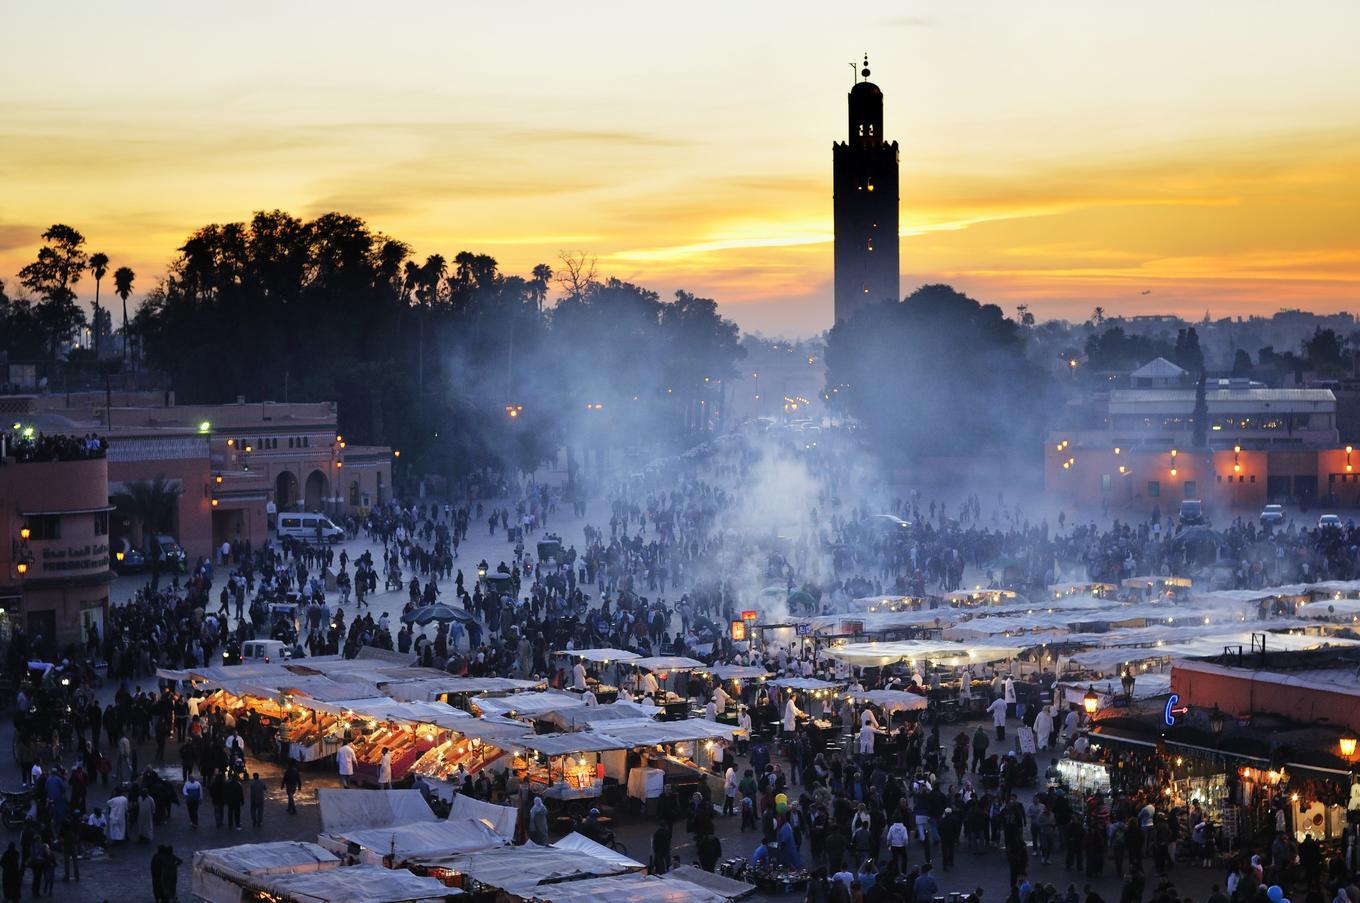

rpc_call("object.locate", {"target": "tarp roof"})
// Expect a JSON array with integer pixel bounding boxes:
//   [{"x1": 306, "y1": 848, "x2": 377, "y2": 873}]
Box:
[
  {"x1": 425, "y1": 842, "x2": 640, "y2": 894},
  {"x1": 194, "y1": 841, "x2": 340, "y2": 878},
  {"x1": 380, "y1": 676, "x2": 542, "y2": 700},
  {"x1": 597, "y1": 718, "x2": 736, "y2": 746},
  {"x1": 545, "y1": 701, "x2": 655, "y2": 731},
  {"x1": 553, "y1": 648, "x2": 642, "y2": 663},
  {"x1": 704, "y1": 666, "x2": 770, "y2": 680},
  {"x1": 824, "y1": 639, "x2": 1022, "y2": 667},
  {"x1": 518, "y1": 731, "x2": 631, "y2": 756},
  {"x1": 324, "y1": 817, "x2": 507, "y2": 861},
  {"x1": 318, "y1": 788, "x2": 436, "y2": 834},
  {"x1": 666, "y1": 866, "x2": 757, "y2": 901},
  {"x1": 258, "y1": 864, "x2": 457, "y2": 902},
  {"x1": 448, "y1": 793, "x2": 519, "y2": 838},
  {"x1": 768, "y1": 677, "x2": 842, "y2": 691},
  {"x1": 474, "y1": 691, "x2": 587, "y2": 718},
  {"x1": 525, "y1": 874, "x2": 727, "y2": 903},
  {"x1": 552, "y1": 832, "x2": 647, "y2": 870},
  {"x1": 300, "y1": 697, "x2": 471, "y2": 730},
  {"x1": 842, "y1": 689, "x2": 928, "y2": 712},
  {"x1": 1066, "y1": 631, "x2": 1360, "y2": 672},
  {"x1": 632, "y1": 656, "x2": 707, "y2": 671}
]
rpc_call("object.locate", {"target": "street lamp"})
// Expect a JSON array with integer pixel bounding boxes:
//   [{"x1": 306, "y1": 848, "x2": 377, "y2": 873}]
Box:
[
  {"x1": 1209, "y1": 704, "x2": 1227, "y2": 740},
  {"x1": 1121, "y1": 669, "x2": 1136, "y2": 701},
  {"x1": 1082, "y1": 685, "x2": 1100, "y2": 716},
  {"x1": 1341, "y1": 736, "x2": 1358, "y2": 759}
]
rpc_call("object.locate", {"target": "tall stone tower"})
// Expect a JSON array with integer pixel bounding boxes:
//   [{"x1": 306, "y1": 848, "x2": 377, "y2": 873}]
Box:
[{"x1": 833, "y1": 56, "x2": 900, "y2": 324}]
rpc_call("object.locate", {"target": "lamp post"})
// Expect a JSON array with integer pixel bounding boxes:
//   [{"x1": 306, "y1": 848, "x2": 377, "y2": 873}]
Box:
[
  {"x1": 1209, "y1": 704, "x2": 1227, "y2": 741},
  {"x1": 1340, "y1": 736, "x2": 1357, "y2": 760},
  {"x1": 1083, "y1": 685, "x2": 1100, "y2": 717}
]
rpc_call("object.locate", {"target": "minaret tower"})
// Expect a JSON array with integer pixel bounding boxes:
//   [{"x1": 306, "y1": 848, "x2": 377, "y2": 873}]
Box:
[{"x1": 833, "y1": 55, "x2": 900, "y2": 323}]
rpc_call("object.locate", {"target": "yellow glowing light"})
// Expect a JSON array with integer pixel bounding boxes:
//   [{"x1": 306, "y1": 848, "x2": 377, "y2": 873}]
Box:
[
  {"x1": 19, "y1": 528, "x2": 30, "y2": 541},
  {"x1": 1340, "y1": 736, "x2": 1357, "y2": 758},
  {"x1": 1171, "y1": 468, "x2": 1178, "y2": 477},
  {"x1": 16, "y1": 563, "x2": 27, "y2": 575},
  {"x1": 1234, "y1": 464, "x2": 1242, "y2": 472}
]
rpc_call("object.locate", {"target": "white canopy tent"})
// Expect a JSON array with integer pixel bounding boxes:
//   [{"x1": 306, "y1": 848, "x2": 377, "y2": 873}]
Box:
[
  {"x1": 422, "y1": 844, "x2": 639, "y2": 896},
  {"x1": 554, "y1": 648, "x2": 642, "y2": 663},
  {"x1": 447, "y1": 793, "x2": 520, "y2": 838},
  {"x1": 192, "y1": 842, "x2": 340, "y2": 903},
  {"x1": 632, "y1": 656, "x2": 708, "y2": 671},
  {"x1": 1066, "y1": 631, "x2": 1360, "y2": 673},
  {"x1": 517, "y1": 732, "x2": 632, "y2": 756},
  {"x1": 318, "y1": 817, "x2": 507, "y2": 865},
  {"x1": 552, "y1": 832, "x2": 648, "y2": 870},
  {"x1": 256, "y1": 864, "x2": 457, "y2": 903},
  {"x1": 704, "y1": 665, "x2": 770, "y2": 680},
  {"x1": 473, "y1": 691, "x2": 588, "y2": 719},
  {"x1": 597, "y1": 717, "x2": 736, "y2": 746},
  {"x1": 545, "y1": 701, "x2": 655, "y2": 731},
  {"x1": 317, "y1": 788, "x2": 436, "y2": 834},
  {"x1": 841, "y1": 689, "x2": 928, "y2": 712},
  {"x1": 768, "y1": 677, "x2": 842, "y2": 691},
  {"x1": 380, "y1": 676, "x2": 542, "y2": 701}
]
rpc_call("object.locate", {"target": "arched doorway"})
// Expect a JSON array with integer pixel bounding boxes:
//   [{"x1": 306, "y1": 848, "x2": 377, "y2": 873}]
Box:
[
  {"x1": 275, "y1": 471, "x2": 299, "y2": 511},
  {"x1": 349, "y1": 480, "x2": 360, "y2": 507},
  {"x1": 304, "y1": 469, "x2": 329, "y2": 512}
]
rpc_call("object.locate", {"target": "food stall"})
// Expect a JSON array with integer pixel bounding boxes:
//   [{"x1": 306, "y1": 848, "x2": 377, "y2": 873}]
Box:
[
  {"x1": 1055, "y1": 759, "x2": 1112, "y2": 794},
  {"x1": 597, "y1": 718, "x2": 736, "y2": 800},
  {"x1": 554, "y1": 649, "x2": 641, "y2": 706},
  {"x1": 700, "y1": 665, "x2": 769, "y2": 717},
  {"x1": 411, "y1": 719, "x2": 533, "y2": 801},
  {"x1": 255, "y1": 863, "x2": 462, "y2": 902},
  {"x1": 302, "y1": 698, "x2": 472, "y2": 785},
  {"x1": 513, "y1": 732, "x2": 627, "y2": 801},
  {"x1": 630, "y1": 656, "x2": 708, "y2": 719}
]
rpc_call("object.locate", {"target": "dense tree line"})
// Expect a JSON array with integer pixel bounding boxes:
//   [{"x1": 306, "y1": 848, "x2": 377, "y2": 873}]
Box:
[
  {"x1": 115, "y1": 211, "x2": 744, "y2": 476},
  {"x1": 824, "y1": 284, "x2": 1053, "y2": 463}
]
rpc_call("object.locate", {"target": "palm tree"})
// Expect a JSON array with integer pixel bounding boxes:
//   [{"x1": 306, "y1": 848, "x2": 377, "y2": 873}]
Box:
[
  {"x1": 110, "y1": 476, "x2": 182, "y2": 590},
  {"x1": 414, "y1": 255, "x2": 447, "y2": 394},
  {"x1": 1090, "y1": 306, "x2": 1106, "y2": 329},
  {"x1": 531, "y1": 263, "x2": 553, "y2": 314},
  {"x1": 113, "y1": 266, "x2": 134, "y2": 363},
  {"x1": 89, "y1": 252, "x2": 108, "y2": 359}
]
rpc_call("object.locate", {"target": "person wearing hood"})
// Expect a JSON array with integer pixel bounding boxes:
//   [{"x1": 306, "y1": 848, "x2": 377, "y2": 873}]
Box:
[
  {"x1": 1034, "y1": 706, "x2": 1054, "y2": 750},
  {"x1": 527, "y1": 797, "x2": 549, "y2": 845}
]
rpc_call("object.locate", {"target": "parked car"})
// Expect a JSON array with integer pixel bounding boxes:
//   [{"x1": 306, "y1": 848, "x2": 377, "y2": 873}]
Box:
[
  {"x1": 1178, "y1": 499, "x2": 1206, "y2": 527},
  {"x1": 111, "y1": 541, "x2": 147, "y2": 575},
  {"x1": 152, "y1": 534, "x2": 188, "y2": 573},
  {"x1": 1318, "y1": 514, "x2": 1344, "y2": 531},
  {"x1": 1260, "y1": 504, "x2": 1286, "y2": 527}
]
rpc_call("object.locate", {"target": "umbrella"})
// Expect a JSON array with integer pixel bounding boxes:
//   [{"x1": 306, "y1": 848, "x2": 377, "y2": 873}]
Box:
[{"x1": 402, "y1": 604, "x2": 478, "y2": 626}]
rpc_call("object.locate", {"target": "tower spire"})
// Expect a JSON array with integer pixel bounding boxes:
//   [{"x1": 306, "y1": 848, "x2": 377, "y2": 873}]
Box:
[{"x1": 862, "y1": 53, "x2": 870, "y2": 80}]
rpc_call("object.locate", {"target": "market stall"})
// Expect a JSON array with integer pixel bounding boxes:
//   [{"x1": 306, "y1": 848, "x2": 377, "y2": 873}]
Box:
[
  {"x1": 631, "y1": 656, "x2": 708, "y2": 718},
  {"x1": 513, "y1": 732, "x2": 628, "y2": 801},
  {"x1": 192, "y1": 841, "x2": 341, "y2": 903},
  {"x1": 317, "y1": 817, "x2": 507, "y2": 866},
  {"x1": 253, "y1": 863, "x2": 459, "y2": 902},
  {"x1": 408, "y1": 841, "x2": 640, "y2": 897}
]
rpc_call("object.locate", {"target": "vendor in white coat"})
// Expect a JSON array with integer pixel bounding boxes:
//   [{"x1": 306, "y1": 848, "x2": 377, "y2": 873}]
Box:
[
  {"x1": 337, "y1": 741, "x2": 357, "y2": 789},
  {"x1": 783, "y1": 692, "x2": 805, "y2": 734},
  {"x1": 640, "y1": 669, "x2": 660, "y2": 697},
  {"x1": 860, "y1": 706, "x2": 882, "y2": 730},
  {"x1": 737, "y1": 705, "x2": 753, "y2": 754},
  {"x1": 378, "y1": 747, "x2": 393, "y2": 789},
  {"x1": 712, "y1": 684, "x2": 734, "y2": 715},
  {"x1": 959, "y1": 668, "x2": 973, "y2": 700},
  {"x1": 572, "y1": 660, "x2": 589, "y2": 690},
  {"x1": 986, "y1": 695, "x2": 1008, "y2": 740},
  {"x1": 858, "y1": 720, "x2": 877, "y2": 756}
]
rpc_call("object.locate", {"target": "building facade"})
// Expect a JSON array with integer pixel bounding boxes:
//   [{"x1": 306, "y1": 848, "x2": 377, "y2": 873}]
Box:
[
  {"x1": 1046, "y1": 386, "x2": 1351, "y2": 514},
  {"x1": 833, "y1": 58, "x2": 900, "y2": 324},
  {"x1": 1, "y1": 446, "x2": 113, "y2": 654}
]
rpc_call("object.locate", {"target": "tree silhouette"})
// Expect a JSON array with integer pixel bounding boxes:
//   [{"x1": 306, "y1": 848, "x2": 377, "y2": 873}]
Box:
[
  {"x1": 89, "y1": 251, "x2": 108, "y2": 359},
  {"x1": 113, "y1": 266, "x2": 135, "y2": 364},
  {"x1": 18, "y1": 224, "x2": 89, "y2": 367}
]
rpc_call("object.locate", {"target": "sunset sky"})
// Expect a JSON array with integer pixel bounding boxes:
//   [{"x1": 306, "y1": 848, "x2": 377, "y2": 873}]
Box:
[{"x1": 2, "y1": 1, "x2": 1357, "y2": 336}]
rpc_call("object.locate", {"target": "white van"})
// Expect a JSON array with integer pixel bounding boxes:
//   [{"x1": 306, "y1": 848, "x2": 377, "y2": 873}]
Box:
[
  {"x1": 240, "y1": 639, "x2": 290, "y2": 664},
  {"x1": 276, "y1": 513, "x2": 346, "y2": 541}
]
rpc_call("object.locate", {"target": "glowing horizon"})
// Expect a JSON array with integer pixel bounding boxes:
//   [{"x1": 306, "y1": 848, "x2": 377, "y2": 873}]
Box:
[{"x1": 1, "y1": 1, "x2": 1357, "y2": 337}]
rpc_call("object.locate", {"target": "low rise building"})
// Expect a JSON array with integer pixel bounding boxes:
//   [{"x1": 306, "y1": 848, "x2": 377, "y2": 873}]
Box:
[{"x1": 1, "y1": 435, "x2": 113, "y2": 654}]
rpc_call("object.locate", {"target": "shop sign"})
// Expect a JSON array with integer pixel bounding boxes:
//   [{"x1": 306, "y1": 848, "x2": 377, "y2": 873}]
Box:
[{"x1": 40, "y1": 542, "x2": 110, "y2": 574}]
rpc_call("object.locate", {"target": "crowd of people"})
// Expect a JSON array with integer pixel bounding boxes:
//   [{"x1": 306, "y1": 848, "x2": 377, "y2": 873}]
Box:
[{"x1": 3, "y1": 430, "x2": 107, "y2": 464}]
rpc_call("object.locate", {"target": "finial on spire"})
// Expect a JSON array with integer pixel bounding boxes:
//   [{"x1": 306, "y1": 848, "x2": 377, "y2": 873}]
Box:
[{"x1": 861, "y1": 53, "x2": 871, "y2": 80}]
